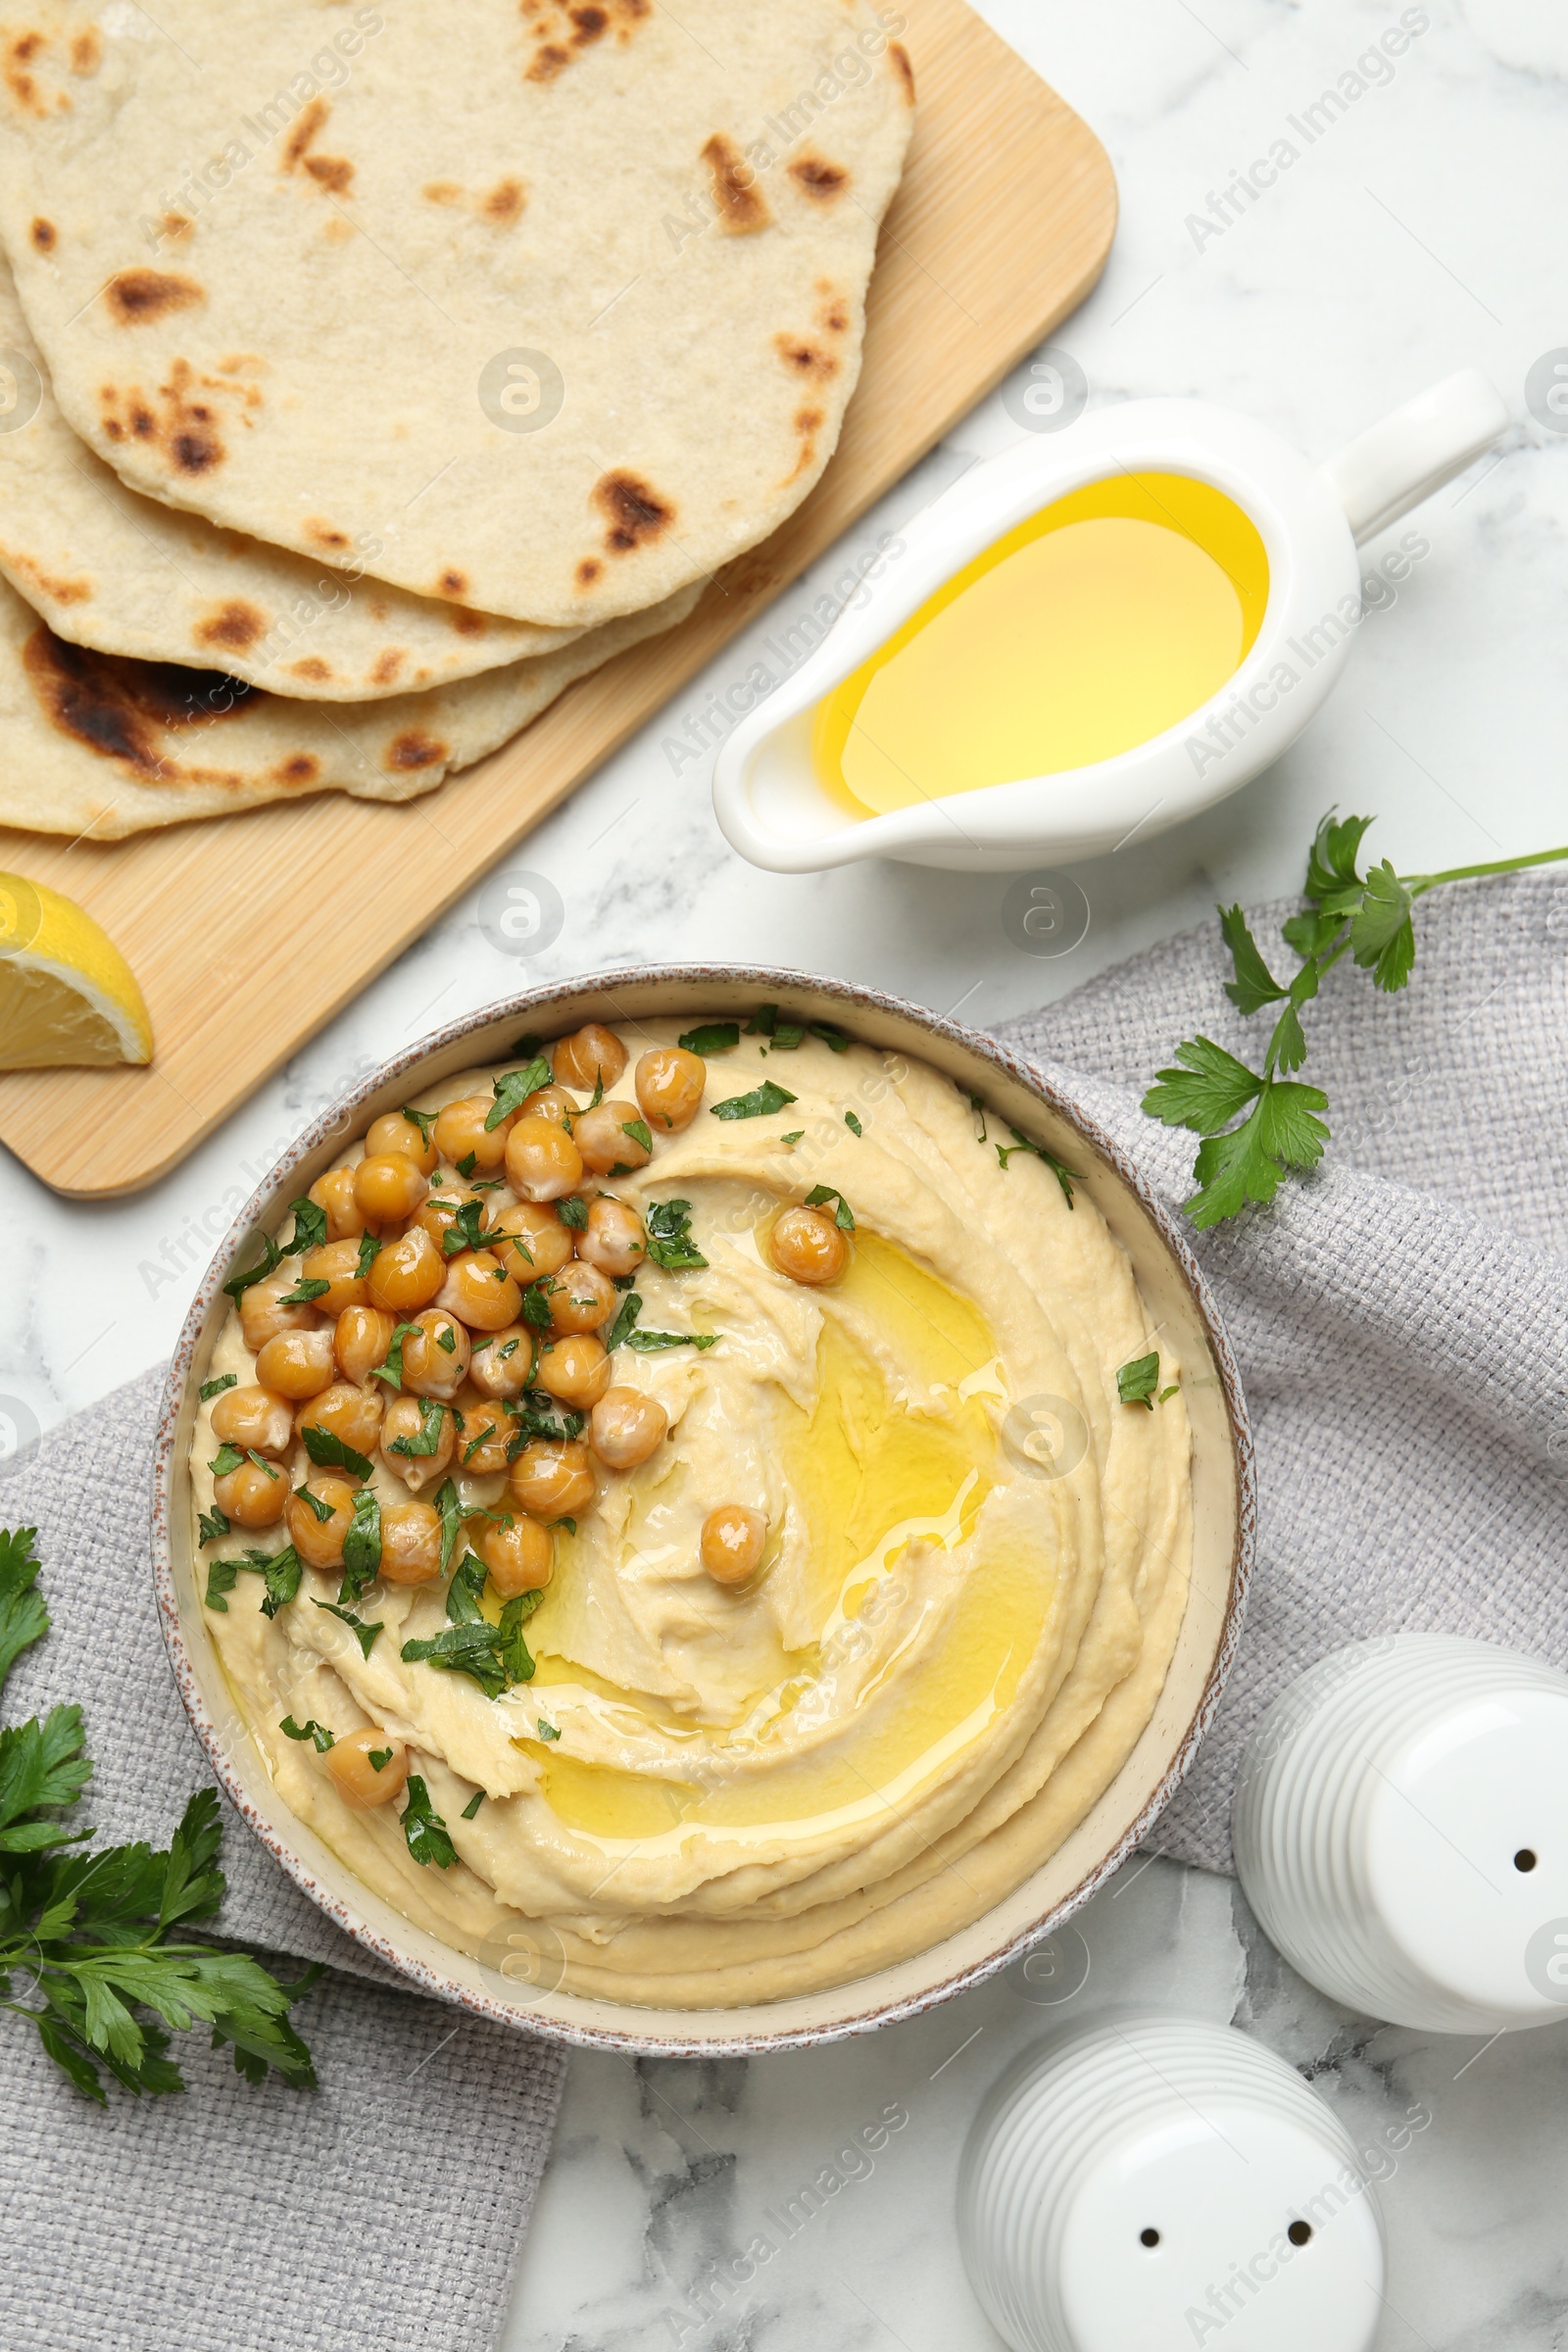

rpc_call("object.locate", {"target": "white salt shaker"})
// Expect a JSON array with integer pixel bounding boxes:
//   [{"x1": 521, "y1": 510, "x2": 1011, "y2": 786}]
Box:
[
  {"x1": 1233, "y1": 1634, "x2": 1568, "y2": 2032},
  {"x1": 957, "y1": 2011, "x2": 1386, "y2": 2352}
]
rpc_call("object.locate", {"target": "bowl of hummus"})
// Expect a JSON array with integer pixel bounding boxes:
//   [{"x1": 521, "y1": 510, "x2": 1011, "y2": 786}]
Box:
[{"x1": 152, "y1": 969, "x2": 1252, "y2": 2054}]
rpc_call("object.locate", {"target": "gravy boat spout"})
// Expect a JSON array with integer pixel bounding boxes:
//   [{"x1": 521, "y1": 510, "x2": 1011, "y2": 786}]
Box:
[{"x1": 711, "y1": 371, "x2": 1507, "y2": 875}]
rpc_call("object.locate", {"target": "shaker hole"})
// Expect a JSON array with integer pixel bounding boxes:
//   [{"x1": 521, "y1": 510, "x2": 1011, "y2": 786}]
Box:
[
  {"x1": 1515, "y1": 1848, "x2": 1539, "y2": 1872},
  {"x1": 1140, "y1": 2229, "x2": 1161, "y2": 2249},
  {"x1": 1287, "y1": 2221, "x2": 1312, "y2": 2248}
]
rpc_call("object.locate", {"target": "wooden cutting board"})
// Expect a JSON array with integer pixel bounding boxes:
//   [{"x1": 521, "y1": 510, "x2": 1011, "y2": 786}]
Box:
[{"x1": 0, "y1": 0, "x2": 1115, "y2": 1198}]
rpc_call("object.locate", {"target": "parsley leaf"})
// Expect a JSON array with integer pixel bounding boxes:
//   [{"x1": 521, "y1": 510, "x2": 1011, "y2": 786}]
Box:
[
  {"x1": 291, "y1": 1483, "x2": 335, "y2": 1526},
  {"x1": 369, "y1": 1322, "x2": 422, "y2": 1392},
  {"x1": 605, "y1": 1291, "x2": 643, "y2": 1350},
  {"x1": 312, "y1": 1600, "x2": 383, "y2": 1659},
  {"x1": 644, "y1": 1198, "x2": 708, "y2": 1272},
  {"x1": 0, "y1": 1528, "x2": 48, "y2": 1688},
  {"x1": 536, "y1": 1718, "x2": 562, "y2": 1743},
  {"x1": 221, "y1": 1232, "x2": 282, "y2": 1301},
  {"x1": 301, "y1": 1426, "x2": 372, "y2": 1482},
  {"x1": 208, "y1": 1446, "x2": 244, "y2": 1480},
  {"x1": 461, "y1": 1789, "x2": 484, "y2": 1818},
  {"x1": 196, "y1": 1507, "x2": 230, "y2": 1549},
  {"x1": 622, "y1": 1117, "x2": 654, "y2": 1154},
  {"x1": 805, "y1": 1184, "x2": 856, "y2": 1231},
  {"x1": 399, "y1": 1103, "x2": 436, "y2": 1148},
  {"x1": 1116, "y1": 1352, "x2": 1160, "y2": 1409},
  {"x1": 204, "y1": 1559, "x2": 240, "y2": 1613},
  {"x1": 711, "y1": 1080, "x2": 798, "y2": 1121},
  {"x1": 626, "y1": 1330, "x2": 717, "y2": 1353},
  {"x1": 557, "y1": 1197, "x2": 588, "y2": 1230},
  {"x1": 456, "y1": 1151, "x2": 477, "y2": 1179},
  {"x1": 280, "y1": 1716, "x2": 335, "y2": 1752},
  {"x1": 995, "y1": 1131, "x2": 1079, "y2": 1206},
  {"x1": 198, "y1": 1374, "x2": 237, "y2": 1403},
  {"x1": 434, "y1": 1479, "x2": 465, "y2": 1578},
  {"x1": 338, "y1": 1490, "x2": 381, "y2": 1606},
  {"x1": 355, "y1": 1233, "x2": 382, "y2": 1280},
  {"x1": 678, "y1": 1021, "x2": 740, "y2": 1054},
  {"x1": 440, "y1": 1199, "x2": 486, "y2": 1257},
  {"x1": 283, "y1": 1198, "x2": 329, "y2": 1256},
  {"x1": 844, "y1": 1110, "x2": 862, "y2": 1137},
  {"x1": 277, "y1": 1276, "x2": 331, "y2": 1307},
  {"x1": 400, "y1": 1776, "x2": 457, "y2": 1869},
  {"x1": 487, "y1": 1056, "x2": 553, "y2": 1131},
  {"x1": 387, "y1": 1397, "x2": 450, "y2": 1459}
]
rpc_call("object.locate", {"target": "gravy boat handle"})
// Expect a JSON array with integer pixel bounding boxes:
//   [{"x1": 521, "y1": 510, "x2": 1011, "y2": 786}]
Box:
[{"x1": 1319, "y1": 367, "x2": 1509, "y2": 544}]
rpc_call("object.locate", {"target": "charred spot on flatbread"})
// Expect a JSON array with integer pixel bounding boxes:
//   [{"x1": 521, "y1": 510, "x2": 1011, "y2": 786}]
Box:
[
  {"x1": 70, "y1": 27, "x2": 100, "y2": 74},
  {"x1": 483, "y1": 176, "x2": 526, "y2": 223},
  {"x1": 593, "y1": 470, "x2": 673, "y2": 555},
  {"x1": 387, "y1": 729, "x2": 448, "y2": 770},
  {"x1": 702, "y1": 134, "x2": 770, "y2": 234},
  {"x1": 160, "y1": 212, "x2": 194, "y2": 243},
  {"x1": 3, "y1": 549, "x2": 92, "y2": 607},
  {"x1": 576, "y1": 558, "x2": 603, "y2": 587},
  {"x1": 306, "y1": 519, "x2": 351, "y2": 552},
  {"x1": 3, "y1": 29, "x2": 59, "y2": 118},
  {"x1": 449, "y1": 608, "x2": 487, "y2": 636},
  {"x1": 789, "y1": 156, "x2": 849, "y2": 202},
  {"x1": 289, "y1": 657, "x2": 332, "y2": 683},
  {"x1": 435, "y1": 569, "x2": 468, "y2": 600},
  {"x1": 521, "y1": 0, "x2": 645, "y2": 80},
  {"x1": 28, "y1": 216, "x2": 54, "y2": 251},
  {"x1": 23, "y1": 625, "x2": 254, "y2": 771},
  {"x1": 104, "y1": 270, "x2": 205, "y2": 325},
  {"x1": 98, "y1": 361, "x2": 229, "y2": 475},
  {"x1": 371, "y1": 650, "x2": 406, "y2": 687},
  {"x1": 774, "y1": 334, "x2": 840, "y2": 382},
  {"x1": 194, "y1": 599, "x2": 267, "y2": 653},
  {"x1": 273, "y1": 754, "x2": 320, "y2": 785},
  {"x1": 282, "y1": 96, "x2": 353, "y2": 194}
]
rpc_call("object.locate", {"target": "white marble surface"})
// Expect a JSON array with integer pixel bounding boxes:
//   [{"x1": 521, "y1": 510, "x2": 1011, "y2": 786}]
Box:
[{"x1": 6, "y1": 1, "x2": 1568, "y2": 2344}]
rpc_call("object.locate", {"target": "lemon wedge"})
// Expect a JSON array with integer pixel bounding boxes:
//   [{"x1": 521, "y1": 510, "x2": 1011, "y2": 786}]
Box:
[{"x1": 0, "y1": 873, "x2": 153, "y2": 1070}]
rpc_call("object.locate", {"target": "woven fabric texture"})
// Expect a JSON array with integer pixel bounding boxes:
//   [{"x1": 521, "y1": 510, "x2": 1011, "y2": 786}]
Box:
[
  {"x1": 999, "y1": 867, "x2": 1568, "y2": 1872},
  {"x1": 0, "y1": 1364, "x2": 565, "y2": 2352}
]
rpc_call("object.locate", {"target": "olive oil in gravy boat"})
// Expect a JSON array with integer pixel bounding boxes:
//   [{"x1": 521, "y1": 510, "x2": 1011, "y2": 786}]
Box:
[{"x1": 711, "y1": 369, "x2": 1508, "y2": 875}]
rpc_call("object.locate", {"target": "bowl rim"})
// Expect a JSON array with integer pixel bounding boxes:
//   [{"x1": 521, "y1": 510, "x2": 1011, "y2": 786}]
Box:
[{"x1": 151, "y1": 963, "x2": 1254, "y2": 2057}]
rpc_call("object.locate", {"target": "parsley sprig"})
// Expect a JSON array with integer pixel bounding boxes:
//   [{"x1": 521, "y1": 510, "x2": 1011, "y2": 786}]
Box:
[
  {"x1": 0, "y1": 1529, "x2": 318, "y2": 2101},
  {"x1": 1144, "y1": 812, "x2": 1568, "y2": 1228}
]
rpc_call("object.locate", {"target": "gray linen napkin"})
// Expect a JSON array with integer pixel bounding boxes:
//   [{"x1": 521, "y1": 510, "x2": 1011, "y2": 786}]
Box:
[
  {"x1": 0, "y1": 1364, "x2": 564, "y2": 2352},
  {"x1": 998, "y1": 864, "x2": 1568, "y2": 1872}
]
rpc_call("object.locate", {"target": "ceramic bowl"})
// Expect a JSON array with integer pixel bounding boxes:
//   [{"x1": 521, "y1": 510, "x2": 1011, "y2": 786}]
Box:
[{"x1": 151, "y1": 967, "x2": 1255, "y2": 2056}]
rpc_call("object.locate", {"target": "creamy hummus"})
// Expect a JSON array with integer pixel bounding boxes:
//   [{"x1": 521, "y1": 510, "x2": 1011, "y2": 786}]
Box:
[{"x1": 191, "y1": 1021, "x2": 1193, "y2": 2006}]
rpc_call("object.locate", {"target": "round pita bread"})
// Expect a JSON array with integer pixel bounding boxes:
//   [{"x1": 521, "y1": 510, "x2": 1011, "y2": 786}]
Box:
[
  {"x1": 0, "y1": 251, "x2": 581, "y2": 697},
  {"x1": 0, "y1": 570, "x2": 697, "y2": 836},
  {"x1": 0, "y1": 0, "x2": 913, "y2": 628}
]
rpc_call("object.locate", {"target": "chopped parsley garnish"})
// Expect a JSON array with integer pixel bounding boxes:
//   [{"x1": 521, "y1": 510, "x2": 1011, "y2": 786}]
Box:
[
  {"x1": 486, "y1": 1055, "x2": 553, "y2": 1131},
  {"x1": 967, "y1": 1092, "x2": 989, "y2": 1143},
  {"x1": 283, "y1": 1198, "x2": 329, "y2": 1255},
  {"x1": 805, "y1": 1184, "x2": 856, "y2": 1231},
  {"x1": 461, "y1": 1788, "x2": 485, "y2": 1818},
  {"x1": 206, "y1": 1547, "x2": 302, "y2": 1620},
  {"x1": 587, "y1": 1074, "x2": 605, "y2": 1109},
  {"x1": 644, "y1": 1198, "x2": 708, "y2": 1272},
  {"x1": 355, "y1": 1233, "x2": 382, "y2": 1279},
  {"x1": 291, "y1": 1483, "x2": 335, "y2": 1526},
  {"x1": 780, "y1": 1130, "x2": 804, "y2": 1146},
  {"x1": 204, "y1": 1558, "x2": 239, "y2": 1612},
  {"x1": 199, "y1": 1374, "x2": 237, "y2": 1402},
  {"x1": 605, "y1": 1291, "x2": 642, "y2": 1352},
  {"x1": 745, "y1": 1006, "x2": 848, "y2": 1053},
  {"x1": 301, "y1": 1425, "x2": 372, "y2": 1482},
  {"x1": 537, "y1": 1719, "x2": 562, "y2": 1742},
  {"x1": 401, "y1": 1581, "x2": 543, "y2": 1699},
  {"x1": 197, "y1": 1506, "x2": 230, "y2": 1548},
  {"x1": 521, "y1": 1283, "x2": 554, "y2": 1332},
  {"x1": 711, "y1": 1080, "x2": 798, "y2": 1121},
  {"x1": 558, "y1": 1197, "x2": 588, "y2": 1230},
  {"x1": 399, "y1": 1104, "x2": 435, "y2": 1148},
  {"x1": 441, "y1": 1199, "x2": 486, "y2": 1257},
  {"x1": 386, "y1": 1397, "x2": 449, "y2": 1459},
  {"x1": 401, "y1": 1776, "x2": 457, "y2": 1869},
  {"x1": 368, "y1": 1748, "x2": 394, "y2": 1773},
  {"x1": 312, "y1": 1599, "x2": 383, "y2": 1658},
  {"x1": 369, "y1": 1322, "x2": 421, "y2": 1392},
  {"x1": 434, "y1": 1479, "x2": 465, "y2": 1577},
  {"x1": 280, "y1": 1716, "x2": 334, "y2": 1752},
  {"x1": 245, "y1": 1449, "x2": 279, "y2": 1481},
  {"x1": 339, "y1": 1489, "x2": 381, "y2": 1605},
  {"x1": 208, "y1": 1446, "x2": 244, "y2": 1480},
  {"x1": 678, "y1": 1020, "x2": 740, "y2": 1055},
  {"x1": 995, "y1": 1130, "x2": 1078, "y2": 1207},
  {"x1": 1116, "y1": 1352, "x2": 1160, "y2": 1408},
  {"x1": 510, "y1": 1031, "x2": 545, "y2": 1059},
  {"x1": 435, "y1": 1324, "x2": 458, "y2": 1353},
  {"x1": 221, "y1": 1232, "x2": 283, "y2": 1300},
  {"x1": 277, "y1": 1276, "x2": 331, "y2": 1307},
  {"x1": 446, "y1": 1551, "x2": 488, "y2": 1624},
  {"x1": 456, "y1": 1151, "x2": 477, "y2": 1178},
  {"x1": 844, "y1": 1110, "x2": 862, "y2": 1137},
  {"x1": 627, "y1": 1329, "x2": 717, "y2": 1353}
]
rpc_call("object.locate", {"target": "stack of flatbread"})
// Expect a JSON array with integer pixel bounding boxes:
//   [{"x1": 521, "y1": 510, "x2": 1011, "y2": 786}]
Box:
[{"x1": 0, "y1": 1, "x2": 914, "y2": 835}]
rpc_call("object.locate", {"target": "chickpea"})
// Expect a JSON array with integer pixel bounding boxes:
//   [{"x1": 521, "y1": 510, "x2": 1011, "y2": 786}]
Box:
[
  {"x1": 298, "y1": 1240, "x2": 368, "y2": 1316},
  {"x1": 400, "y1": 1308, "x2": 471, "y2": 1401},
  {"x1": 541, "y1": 1260, "x2": 616, "y2": 1335},
  {"x1": 308, "y1": 1165, "x2": 368, "y2": 1241},
  {"x1": 354, "y1": 1152, "x2": 430, "y2": 1227},
  {"x1": 505, "y1": 1115, "x2": 584, "y2": 1202},
  {"x1": 466, "y1": 1325, "x2": 536, "y2": 1400},
  {"x1": 410, "y1": 1185, "x2": 487, "y2": 1251},
  {"x1": 533, "y1": 1334, "x2": 612, "y2": 1410},
  {"x1": 435, "y1": 1250, "x2": 524, "y2": 1332},
  {"x1": 477, "y1": 1514, "x2": 554, "y2": 1597},
  {"x1": 701, "y1": 1504, "x2": 768, "y2": 1587},
  {"x1": 211, "y1": 1383, "x2": 294, "y2": 1457},
  {"x1": 367, "y1": 1226, "x2": 446, "y2": 1314},
  {"x1": 381, "y1": 1395, "x2": 456, "y2": 1493},
  {"x1": 254, "y1": 1326, "x2": 337, "y2": 1402},
  {"x1": 239, "y1": 1269, "x2": 324, "y2": 1354},
  {"x1": 214, "y1": 1458, "x2": 287, "y2": 1528},
  {"x1": 575, "y1": 1100, "x2": 653, "y2": 1176},
  {"x1": 295, "y1": 1382, "x2": 383, "y2": 1457},
  {"x1": 510, "y1": 1439, "x2": 596, "y2": 1524},
  {"x1": 553, "y1": 1022, "x2": 627, "y2": 1094},
  {"x1": 487, "y1": 1200, "x2": 573, "y2": 1283},
  {"x1": 379, "y1": 1501, "x2": 444, "y2": 1587},
  {"x1": 455, "y1": 1396, "x2": 513, "y2": 1476},
  {"x1": 636, "y1": 1046, "x2": 706, "y2": 1134},
  {"x1": 575, "y1": 1196, "x2": 647, "y2": 1279},
  {"x1": 366, "y1": 1108, "x2": 439, "y2": 1175},
  {"x1": 769, "y1": 1204, "x2": 849, "y2": 1287},
  {"x1": 527, "y1": 1084, "x2": 582, "y2": 1130},
  {"x1": 335, "y1": 1304, "x2": 397, "y2": 1388},
  {"x1": 590, "y1": 1387, "x2": 669, "y2": 1470},
  {"x1": 433, "y1": 1095, "x2": 512, "y2": 1171},
  {"x1": 287, "y1": 1474, "x2": 358, "y2": 1569},
  {"x1": 324, "y1": 1728, "x2": 409, "y2": 1811}
]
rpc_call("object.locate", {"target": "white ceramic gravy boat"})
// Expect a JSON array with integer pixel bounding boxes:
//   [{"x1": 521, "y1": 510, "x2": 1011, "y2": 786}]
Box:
[{"x1": 712, "y1": 369, "x2": 1508, "y2": 874}]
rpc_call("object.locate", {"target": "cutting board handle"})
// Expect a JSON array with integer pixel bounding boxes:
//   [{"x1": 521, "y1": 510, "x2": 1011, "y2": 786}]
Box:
[{"x1": 1320, "y1": 367, "x2": 1509, "y2": 545}]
